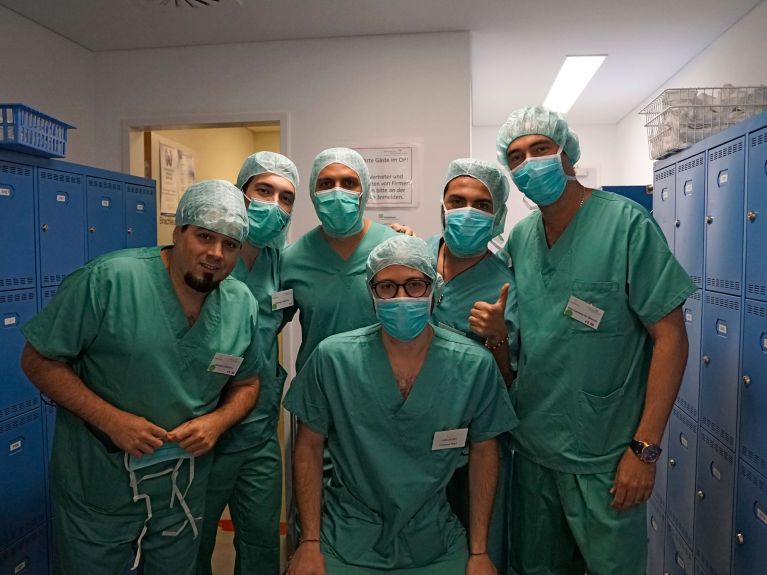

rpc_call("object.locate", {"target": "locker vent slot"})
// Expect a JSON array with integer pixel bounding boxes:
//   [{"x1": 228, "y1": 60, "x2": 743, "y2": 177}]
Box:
[
  {"x1": 0, "y1": 407, "x2": 40, "y2": 432},
  {"x1": 740, "y1": 460, "x2": 767, "y2": 495},
  {"x1": 0, "y1": 290, "x2": 35, "y2": 304},
  {"x1": 40, "y1": 170, "x2": 82, "y2": 185},
  {"x1": 43, "y1": 287, "x2": 59, "y2": 299},
  {"x1": 709, "y1": 140, "x2": 744, "y2": 161},
  {"x1": 0, "y1": 276, "x2": 34, "y2": 289},
  {"x1": 43, "y1": 274, "x2": 66, "y2": 285},
  {"x1": 0, "y1": 397, "x2": 40, "y2": 421},
  {"x1": 126, "y1": 185, "x2": 154, "y2": 196},
  {"x1": 655, "y1": 166, "x2": 675, "y2": 181},
  {"x1": 706, "y1": 277, "x2": 741, "y2": 293},
  {"x1": 87, "y1": 178, "x2": 121, "y2": 191},
  {"x1": 704, "y1": 293, "x2": 741, "y2": 309},
  {"x1": 668, "y1": 512, "x2": 692, "y2": 551},
  {"x1": 690, "y1": 275, "x2": 702, "y2": 286},
  {"x1": 695, "y1": 548, "x2": 719, "y2": 575},
  {"x1": 675, "y1": 396, "x2": 698, "y2": 419},
  {"x1": 747, "y1": 284, "x2": 767, "y2": 299},
  {"x1": 0, "y1": 163, "x2": 32, "y2": 177},
  {"x1": 688, "y1": 290, "x2": 702, "y2": 301},
  {"x1": 741, "y1": 446, "x2": 767, "y2": 477},
  {"x1": 700, "y1": 429, "x2": 734, "y2": 462},
  {"x1": 678, "y1": 156, "x2": 704, "y2": 172},
  {"x1": 746, "y1": 302, "x2": 767, "y2": 317},
  {"x1": 674, "y1": 407, "x2": 698, "y2": 434},
  {"x1": 752, "y1": 132, "x2": 766, "y2": 148}
]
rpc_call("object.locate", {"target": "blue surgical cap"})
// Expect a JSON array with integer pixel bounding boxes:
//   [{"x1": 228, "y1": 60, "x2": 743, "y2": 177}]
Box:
[
  {"x1": 175, "y1": 180, "x2": 248, "y2": 243},
  {"x1": 366, "y1": 235, "x2": 444, "y2": 300},
  {"x1": 496, "y1": 106, "x2": 581, "y2": 168},
  {"x1": 443, "y1": 158, "x2": 509, "y2": 237},
  {"x1": 236, "y1": 151, "x2": 299, "y2": 192},
  {"x1": 309, "y1": 147, "x2": 371, "y2": 208}
]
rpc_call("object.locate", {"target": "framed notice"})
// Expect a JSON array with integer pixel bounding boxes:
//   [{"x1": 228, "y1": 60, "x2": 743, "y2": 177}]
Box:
[{"x1": 355, "y1": 144, "x2": 421, "y2": 208}]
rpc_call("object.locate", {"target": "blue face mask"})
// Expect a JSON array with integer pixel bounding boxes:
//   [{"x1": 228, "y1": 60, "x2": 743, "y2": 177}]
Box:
[
  {"x1": 510, "y1": 147, "x2": 575, "y2": 207},
  {"x1": 375, "y1": 296, "x2": 432, "y2": 341},
  {"x1": 443, "y1": 207, "x2": 494, "y2": 258},
  {"x1": 314, "y1": 187, "x2": 363, "y2": 237},
  {"x1": 245, "y1": 198, "x2": 290, "y2": 247}
]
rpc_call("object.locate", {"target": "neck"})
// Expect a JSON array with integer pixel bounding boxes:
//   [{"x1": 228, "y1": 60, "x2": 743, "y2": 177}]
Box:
[
  {"x1": 321, "y1": 218, "x2": 371, "y2": 257},
  {"x1": 161, "y1": 248, "x2": 207, "y2": 322},
  {"x1": 440, "y1": 242, "x2": 487, "y2": 282},
  {"x1": 240, "y1": 242, "x2": 261, "y2": 270},
  {"x1": 539, "y1": 180, "x2": 590, "y2": 247},
  {"x1": 381, "y1": 323, "x2": 433, "y2": 356}
]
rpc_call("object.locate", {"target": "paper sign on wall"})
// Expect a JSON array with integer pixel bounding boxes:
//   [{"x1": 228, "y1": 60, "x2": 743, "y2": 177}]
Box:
[
  {"x1": 160, "y1": 143, "x2": 196, "y2": 216},
  {"x1": 357, "y1": 146, "x2": 417, "y2": 207}
]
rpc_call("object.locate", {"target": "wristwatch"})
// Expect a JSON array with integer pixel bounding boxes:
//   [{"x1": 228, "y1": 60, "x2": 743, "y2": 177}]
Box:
[{"x1": 630, "y1": 439, "x2": 662, "y2": 464}]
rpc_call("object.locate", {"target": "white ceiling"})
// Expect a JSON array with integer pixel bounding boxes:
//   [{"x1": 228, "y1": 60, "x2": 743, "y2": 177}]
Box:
[{"x1": 1, "y1": 0, "x2": 762, "y2": 125}]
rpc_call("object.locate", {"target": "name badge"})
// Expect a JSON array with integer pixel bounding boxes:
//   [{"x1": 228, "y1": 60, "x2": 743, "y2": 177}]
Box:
[
  {"x1": 432, "y1": 428, "x2": 468, "y2": 451},
  {"x1": 564, "y1": 295, "x2": 604, "y2": 330},
  {"x1": 271, "y1": 289, "x2": 294, "y2": 311},
  {"x1": 208, "y1": 352, "x2": 244, "y2": 376}
]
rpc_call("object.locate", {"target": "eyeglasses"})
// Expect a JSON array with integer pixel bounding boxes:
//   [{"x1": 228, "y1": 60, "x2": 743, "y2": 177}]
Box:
[{"x1": 370, "y1": 278, "x2": 432, "y2": 299}]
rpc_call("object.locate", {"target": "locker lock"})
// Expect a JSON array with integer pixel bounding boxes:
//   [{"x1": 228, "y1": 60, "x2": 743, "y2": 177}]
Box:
[
  {"x1": 127, "y1": 227, "x2": 134, "y2": 235},
  {"x1": 743, "y1": 375, "x2": 751, "y2": 386},
  {"x1": 736, "y1": 533, "x2": 745, "y2": 545},
  {"x1": 697, "y1": 490, "x2": 705, "y2": 500},
  {"x1": 88, "y1": 226, "x2": 96, "y2": 234},
  {"x1": 705, "y1": 215, "x2": 714, "y2": 224},
  {"x1": 41, "y1": 223, "x2": 49, "y2": 232},
  {"x1": 669, "y1": 458, "x2": 676, "y2": 468},
  {"x1": 747, "y1": 211, "x2": 757, "y2": 222},
  {"x1": 703, "y1": 355, "x2": 710, "y2": 365},
  {"x1": 674, "y1": 219, "x2": 681, "y2": 228}
]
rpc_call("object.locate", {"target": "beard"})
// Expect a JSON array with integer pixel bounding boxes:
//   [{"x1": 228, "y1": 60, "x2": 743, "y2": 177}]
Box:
[{"x1": 184, "y1": 272, "x2": 221, "y2": 293}]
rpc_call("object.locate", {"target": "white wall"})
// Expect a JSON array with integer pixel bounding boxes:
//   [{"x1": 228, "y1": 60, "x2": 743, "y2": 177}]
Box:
[{"x1": 0, "y1": 6, "x2": 97, "y2": 164}]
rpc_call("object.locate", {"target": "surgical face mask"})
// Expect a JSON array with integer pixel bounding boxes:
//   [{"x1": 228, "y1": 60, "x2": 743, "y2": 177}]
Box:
[
  {"x1": 374, "y1": 296, "x2": 432, "y2": 341},
  {"x1": 245, "y1": 197, "x2": 290, "y2": 247},
  {"x1": 443, "y1": 206, "x2": 494, "y2": 258},
  {"x1": 510, "y1": 147, "x2": 576, "y2": 207},
  {"x1": 314, "y1": 187, "x2": 362, "y2": 237}
]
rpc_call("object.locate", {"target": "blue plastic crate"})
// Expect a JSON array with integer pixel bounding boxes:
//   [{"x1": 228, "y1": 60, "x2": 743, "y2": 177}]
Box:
[{"x1": 0, "y1": 104, "x2": 74, "y2": 158}]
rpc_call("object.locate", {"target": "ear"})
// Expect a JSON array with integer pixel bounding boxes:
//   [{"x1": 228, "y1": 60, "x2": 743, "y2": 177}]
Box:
[
  {"x1": 172, "y1": 226, "x2": 181, "y2": 244},
  {"x1": 560, "y1": 152, "x2": 577, "y2": 177}
]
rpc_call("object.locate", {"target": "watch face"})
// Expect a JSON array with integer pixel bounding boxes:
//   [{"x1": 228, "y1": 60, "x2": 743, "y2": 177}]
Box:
[{"x1": 641, "y1": 444, "x2": 662, "y2": 464}]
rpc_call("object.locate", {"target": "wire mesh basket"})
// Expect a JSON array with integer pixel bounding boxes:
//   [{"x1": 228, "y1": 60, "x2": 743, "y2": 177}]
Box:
[
  {"x1": 0, "y1": 103, "x2": 75, "y2": 158},
  {"x1": 639, "y1": 86, "x2": 767, "y2": 160}
]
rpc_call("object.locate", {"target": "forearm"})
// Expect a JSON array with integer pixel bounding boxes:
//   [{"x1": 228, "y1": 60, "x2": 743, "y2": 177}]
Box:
[
  {"x1": 488, "y1": 343, "x2": 515, "y2": 388},
  {"x1": 468, "y1": 438, "x2": 500, "y2": 554},
  {"x1": 208, "y1": 376, "x2": 260, "y2": 433},
  {"x1": 294, "y1": 425, "x2": 325, "y2": 539}
]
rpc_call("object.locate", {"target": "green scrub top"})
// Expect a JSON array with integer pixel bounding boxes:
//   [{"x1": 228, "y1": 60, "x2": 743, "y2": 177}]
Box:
[
  {"x1": 22, "y1": 247, "x2": 263, "y2": 517},
  {"x1": 217, "y1": 246, "x2": 287, "y2": 453},
  {"x1": 505, "y1": 190, "x2": 695, "y2": 474},
  {"x1": 426, "y1": 234, "x2": 519, "y2": 369},
  {"x1": 281, "y1": 221, "x2": 397, "y2": 372},
  {"x1": 284, "y1": 324, "x2": 519, "y2": 570}
]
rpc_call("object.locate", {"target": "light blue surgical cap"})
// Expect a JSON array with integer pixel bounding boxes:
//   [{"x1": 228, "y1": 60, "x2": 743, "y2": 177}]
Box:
[
  {"x1": 366, "y1": 235, "x2": 444, "y2": 300},
  {"x1": 443, "y1": 158, "x2": 509, "y2": 237},
  {"x1": 175, "y1": 179, "x2": 248, "y2": 243},
  {"x1": 496, "y1": 106, "x2": 581, "y2": 168},
  {"x1": 236, "y1": 151, "x2": 299, "y2": 192},
  {"x1": 309, "y1": 146, "x2": 371, "y2": 209}
]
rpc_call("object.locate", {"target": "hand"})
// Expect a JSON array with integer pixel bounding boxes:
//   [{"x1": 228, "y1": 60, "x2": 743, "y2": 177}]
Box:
[
  {"x1": 609, "y1": 448, "x2": 656, "y2": 510},
  {"x1": 166, "y1": 413, "x2": 227, "y2": 457},
  {"x1": 466, "y1": 553, "x2": 497, "y2": 575},
  {"x1": 287, "y1": 541, "x2": 326, "y2": 575},
  {"x1": 469, "y1": 283, "x2": 509, "y2": 344},
  {"x1": 390, "y1": 223, "x2": 417, "y2": 236},
  {"x1": 102, "y1": 411, "x2": 167, "y2": 458}
]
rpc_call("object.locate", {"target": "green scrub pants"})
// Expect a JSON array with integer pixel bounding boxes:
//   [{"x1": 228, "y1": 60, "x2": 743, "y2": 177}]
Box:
[
  {"x1": 323, "y1": 547, "x2": 468, "y2": 575},
  {"x1": 510, "y1": 454, "x2": 646, "y2": 575},
  {"x1": 196, "y1": 433, "x2": 282, "y2": 575}
]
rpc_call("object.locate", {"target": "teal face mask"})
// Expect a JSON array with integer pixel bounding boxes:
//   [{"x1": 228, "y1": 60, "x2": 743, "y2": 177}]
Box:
[
  {"x1": 126, "y1": 441, "x2": 191, "y2": 471},
  {"x1": 314, "y1": 187, "x2": 363, "y2": 237},
  {"x1": 443, "y1": 207, "x2": 494, "y2": 258},
  {"x1": 510, "y1": 147, "x2": 575, "y2": 207},
  {"x1": 245, "y1": 198, "x2": 290, "y2": 247},
  {"x1": 374, "y1": 296, "x2": 432, "y2": 341}
]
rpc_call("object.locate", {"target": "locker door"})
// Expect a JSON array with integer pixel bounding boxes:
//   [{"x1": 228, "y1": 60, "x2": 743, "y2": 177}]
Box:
[
  {"x1": 0, "y1": 409, "x2": 46, "y2": 547},
  {"x1": 700, "y1": 292, "x2": 742, "y2": 451},
  {"x1": 677, "y1": 289, "x2": 702, "y2": 419},
  {"x1": 694, "y1": 430, "x2": 736, "y2": 575},
  {"x1": 37, "y1": 168, "x2": 85, "y2": 286},
  {"x1": 664, "y1": 524, "x2": 693, "y2": 575},
  {"x1": 125, "y1": 183, "x2": 157, "y2": 248},
  {"x1": 738, "y1": 300, "x2": 767, "y2": 476},
  {"x1": 652, "y1": 423, "x2": 669, "y2": 506},
  {"x1": 654, "y1": 164, "x2": 676, "y2": 250},
  {"x1": 86, "y1": 176, "x2": 124, "y2": 260},
  {"x1": 647, "y1": 497, "x2": 665, "y2": 575},
  {"x1": 675, "y1": 152, "x2": 706, "y2": 287},
  {"x1": 745, "y1": 127, "x2": 767, "y2": 302},
  {"x1": 0, "y1": 524, "x2": 49, "y2": 575},
  {"x1": 666, "y1": 407, "x2": 698, "y2": 548},
  {"x1": 705, "y1": 137, "x2": 745, "y2": 296},
  {"x1": 733, "y1": 462, "x2": 767, "y2": 575},
  {"x1": 0, "y1": 290, "x2": 40, "y2": 421},
  {"x1": 0, "y1": 161, "x2": 36, "y2": 291},
  {"x1": 39, "y1": 285, "x2": 58, "y2": 310}
]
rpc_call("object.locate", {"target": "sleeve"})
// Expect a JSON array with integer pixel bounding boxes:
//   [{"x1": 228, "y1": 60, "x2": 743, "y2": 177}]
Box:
[
  {"x1": 283, "y1": 346, "x2": 332, "y2": 437},
  {"x1": 234, "y1": 292, "x2": 265, "y2": 382},
  {"x1": 468, "y1": 357, "x2": 520, "y2": 443},
  {"x1": 626, "y1": 212, "x2": 697, "y2": 327},
  {"x1": 21, "y1": 265, "x2": 104, "y2": 362}
]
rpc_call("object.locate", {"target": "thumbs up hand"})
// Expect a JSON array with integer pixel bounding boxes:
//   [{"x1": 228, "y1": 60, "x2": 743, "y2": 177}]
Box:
[{"x1": 469, "y1": 283, "x2": 509, "y2": 345}]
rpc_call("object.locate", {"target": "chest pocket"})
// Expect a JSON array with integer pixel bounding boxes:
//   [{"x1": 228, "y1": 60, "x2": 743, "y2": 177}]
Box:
[{"x1": 568, "y1": 280, "x2": 623, "y2": 335}]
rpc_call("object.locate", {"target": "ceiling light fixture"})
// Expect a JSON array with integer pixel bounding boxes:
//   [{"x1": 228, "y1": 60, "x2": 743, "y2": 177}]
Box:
[{"x1": 543, "y1": 55, "x2": 606, "y2": 113}]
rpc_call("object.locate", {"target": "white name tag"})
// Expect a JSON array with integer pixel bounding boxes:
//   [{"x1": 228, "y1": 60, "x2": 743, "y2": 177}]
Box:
[
  {"x1": 432, "y1": 428, "x2": 468, "y2": 451},
  {"x1": 564, "y1": 295, "x2": 604, "y2": 330},
  {"x1": 207, "y1": 352, "x2": 244, "y2": 376},
  {"x1": 271, "y1": 289, "x2": 294, "y2": 311}
]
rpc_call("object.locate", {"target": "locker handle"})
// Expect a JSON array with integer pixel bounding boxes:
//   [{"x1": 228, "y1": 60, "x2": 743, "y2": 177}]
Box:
[
  {"x1": 743, "y1": 375, "x2": 751, "y2": 386},
  {"x1": 703, "y1": 355, "x2": 710, "y2": 365},
  {"x1": 705, "y1": 215, "x2": 714, "y2": 224},
  {"x1": 697, "y1": 490, "x2": 705, "y2": 500},
  {"x1": 747, "y1": 211, "x2": 757, "y2": 222},
  {"x1": 41, "y1": 223, "x2": 49, "y2": 232},
  {"x1": 674, "y1": 219, "x2": 680, "y2": 228},
  {"x1": 736, "y1": 533, "x2": 745, "y2": 545},
  {"x1": 669, "y1": 458, "x2": 676, "y2": 467},
  {"x1": 127, "y1": 227, "x2": 134, "y2": 235},
  {"x1": 88, "y1": 226, "x2": 96, "y2": 233}
]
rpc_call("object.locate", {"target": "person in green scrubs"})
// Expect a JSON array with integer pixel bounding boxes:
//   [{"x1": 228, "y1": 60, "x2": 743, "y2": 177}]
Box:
[
  {"x1": 21, "y1": 180, "x2": 263, "y2": 575},
  {"x1": 196, "y1": 153, "x2": 299, "y2": 575},
  {"x1": 495, "y1": 106, "x2": 695, "y2": 574},
  {"x1": 427, "y1": 158, "x2": 518, "y2": 574},
  {"x1": 284, "y1": 235, "x2": 518, "y2": 575}
]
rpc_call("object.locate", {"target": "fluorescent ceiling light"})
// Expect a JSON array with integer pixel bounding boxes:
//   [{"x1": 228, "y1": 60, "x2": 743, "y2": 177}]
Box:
[{"x1": 544, "y1": 55, "x2": 606, "y2": 113}]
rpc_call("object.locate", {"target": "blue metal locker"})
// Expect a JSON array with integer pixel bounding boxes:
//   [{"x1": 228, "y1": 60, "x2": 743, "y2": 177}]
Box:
[
  {"x1": 666, "y1": 406, "x2": 698, "y2": 547},
  {"x1": 0, "y1": 524, "x2": 48, "y2": 575},
  {"x1": 738, "y1": 300, "x2": 767, "y2": 477},
  {"x1": 37, "y1": 168, "x2": 85, "y2": 287},
  {"x1": 705, "y1": 137, "x2": 745, "y2": 296},
  {"x1": 0, "y1": 161, "x2": 36, "y2": 292},
  {"x1": 664, "y1": 524, "x2": 693, "y2": 575},
  {"x1": 675, "y1": 152, "x2": 706, "y2": 287},
  {"x1": 0, "y1": 409, "x2": 46, "y2": 547},
  {"x1": 651, "y1": 423, "x2": 669, "y2": 506},
  {"x1": 733, "y1": 461, "x2": 767, "y2": 574},
  {"x1": 86, "y1": 176, "x2": 124, "y2": 260},
  {"x1": 694, "y1": 429, "x2": 736, "y2": 575},
  {"x1": 0, "y1": 290, "x2": 39, "y2": 422},
  {"x1": 677, "y1": 289, "x2": 702, "y2": 420},
  {"x1": 653, "y1": 164, "x2": 676, "y2": 250},
  {"x1": 647, "y1": 496, "x2": 665, "y2": 574},
  {"x1": 745, "y1": 126, "x2": 767, "y2": 302},
  {"x1": 700, "y1": 292, "x2": 742, "y2": 451},
  {"x1": 39, "y1": 286, "x2": 58, "y2": 310},
  {"x1": 125, "y1": 183, "x2": 157, "y2": 249}
]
